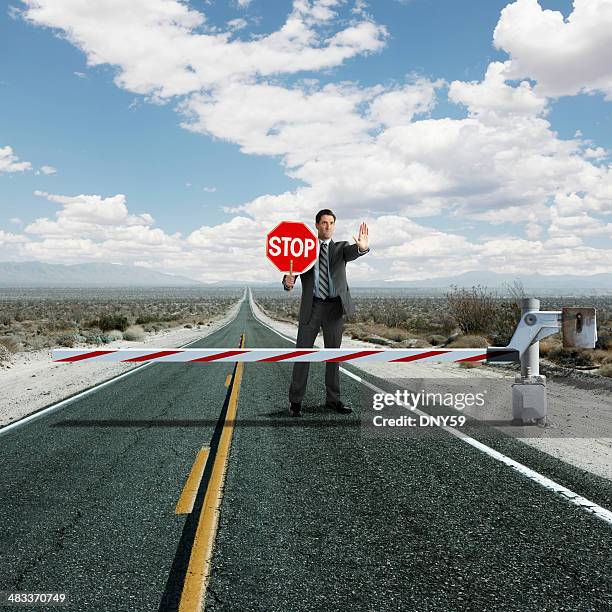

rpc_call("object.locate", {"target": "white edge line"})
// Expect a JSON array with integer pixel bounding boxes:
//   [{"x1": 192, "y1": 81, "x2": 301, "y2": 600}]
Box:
[
  {"x1": 248, "y1": 289, "x2": 612, "y2": 527},
  {"x1": 0, "y1": 291, "x2": 247, "y2": 437}
]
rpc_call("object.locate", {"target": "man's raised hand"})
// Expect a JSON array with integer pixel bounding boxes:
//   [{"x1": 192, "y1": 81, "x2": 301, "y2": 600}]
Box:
[{"x1": 353, "y1": 222, "x2": 369, "y2": 251}]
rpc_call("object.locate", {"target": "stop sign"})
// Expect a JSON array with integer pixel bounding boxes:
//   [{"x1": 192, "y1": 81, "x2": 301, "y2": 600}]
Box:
[{"x1": 266, "y1": 221, "x2": 319, "y2": 275}]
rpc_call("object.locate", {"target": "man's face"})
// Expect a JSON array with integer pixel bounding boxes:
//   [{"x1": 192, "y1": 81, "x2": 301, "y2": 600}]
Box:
[{"x1": 316, "y1": 215, "x2": 335, "y2": 240}]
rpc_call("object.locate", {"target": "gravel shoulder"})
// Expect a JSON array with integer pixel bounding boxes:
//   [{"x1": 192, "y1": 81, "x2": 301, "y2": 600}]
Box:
[{"x1": 249, "y1": 294, "x2": 612, "y2": 482}]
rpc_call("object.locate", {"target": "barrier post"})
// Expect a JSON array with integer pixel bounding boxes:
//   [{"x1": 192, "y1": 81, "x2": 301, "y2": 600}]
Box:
[{"x1": 512, "y1": 298, "x2": 547, "y2": 425}]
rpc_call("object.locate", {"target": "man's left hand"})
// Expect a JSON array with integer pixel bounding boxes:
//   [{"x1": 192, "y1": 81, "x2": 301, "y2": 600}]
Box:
[{"x1": 353, "y1": 222, "x2": 369, "y2": 252}]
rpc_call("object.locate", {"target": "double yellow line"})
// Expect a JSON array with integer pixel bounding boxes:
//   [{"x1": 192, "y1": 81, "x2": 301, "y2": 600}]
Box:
[{"x1": 177, "y1": 334, "x2": 246, "y2": 611}]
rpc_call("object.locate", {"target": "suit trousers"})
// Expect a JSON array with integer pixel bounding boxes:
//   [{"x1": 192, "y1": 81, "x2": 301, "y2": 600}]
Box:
[{"x1": 289, "y1": 298, "x2": 344, "y2": 405}]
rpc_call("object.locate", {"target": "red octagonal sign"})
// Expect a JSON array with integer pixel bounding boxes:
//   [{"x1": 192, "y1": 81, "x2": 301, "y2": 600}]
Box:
[{"x1": 266, "y1": 221, "x2": 319, "y2": 275}]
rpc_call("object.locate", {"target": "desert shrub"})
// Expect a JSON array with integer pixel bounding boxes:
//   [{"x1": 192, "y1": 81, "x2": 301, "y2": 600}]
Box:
[
  {"x1": 105, "y1": 330, "x2": 124, "y2": 341},
  {"x1": 97, "y1": 314, "x2": 129, "y2": 332},
  {"x1": 448, "y1": 335, "x2": 489, "y2": 348},
  {"x1": 596, "y1": 333, "x2": 612, "y2": 350},
  {"x1": 184, "y1": 323, "x2": 193, "y2": 329},
  {"x1": 0, "y1": 336, "x2": 22, "y2": 353},
  {"x1": 599, "y1": 364, "x2": 612, "y2": 378},
  {"x1": 446, "y1": 286, "x2": 498, "y2": 335},
  {"x1": 489, "y1": 301, "x2": 522, "y2": 346},
  {"x1": 28, "y1": 336, "x2": 50, "y2": 350},
  {"x1": 123, "y1": 325, "x2": 145, "y2": 341},
  {"x1": 439, "y1": 315, "x2": 456, "y2": 336},
  {"x1": 589, "y1": 349, "x2": 611, "y2": 364},
  {"x1": 80, "y1": 332, "x2": 104, "y2": 345},
  {"x1": 548, "y1": 346, "x2": 593, "y2": 368},
  {"x1": 0, "y1": 345, "x2": 11, "y2": 362},
  {"x1": 135, "y1": 314, "x2": 159, "y2": 325},
  {"x1": 428, "y1": 334, "x2": 447, "y2": 346},
  {"x1": 446, "y1": 285, "x2": 521, "y2": 345},
  {"x1": 539, "y1": 337, "x2": 561, "y2": 356},
  {"x1": 56, "y1": 334, "x2": 78, "y2": 347}
]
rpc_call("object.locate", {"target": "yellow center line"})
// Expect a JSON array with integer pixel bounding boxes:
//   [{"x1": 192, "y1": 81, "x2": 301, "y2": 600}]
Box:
[
  {"x1": 175, "y1": 447, "x2": 211, "y2": 515},
  {"x1": 179, "y1": 333, "x2": 246, "y2": 612}
]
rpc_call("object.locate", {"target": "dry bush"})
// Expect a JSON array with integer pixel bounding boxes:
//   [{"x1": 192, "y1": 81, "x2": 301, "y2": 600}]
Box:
[
  {"x1": 448, "y1": 335, "x2": 489, "y2": 348},
  {"x1": 446, "y1": 284, "x2": 522, "y2": 345},
  {"x1": 123, "y1": 325, "x2": 145, "y2": 341},
  {"x1": 548, "y1": 346, "x2": 593, "y2": 368},
  {"x1": 28, "y1": 336, "x2": 50, "y2": 350},
  {"x1": 106, "y1": 330, "x2": 124, "y2": 342},
  {"x1": 446, "y1": 286, "x2": 497, "y2": 335},
  {"x1": 0, "y1": 344, "x2": 11, "y2": 363},
  {"x1": 539, "y1": 337, "x2": 562, "y2": 356},
  {"x1": 599, "y1": 364, "x2": 612, "y2": 378},
  {"x1": 589, "y1": 349, "x2": 612, "y2": 365},
  {"x1": 97, "y1": 314, "x2": 129, "y2": 332},
  {"x1": 595, "y1": 333, "x2": 611, "y2": 350},
  {"x1": 0, "y1": 337, "x2": 22, "y2": 353},
  {"x1": 56, "y1": 334, "x2": 78, "y2": 348}
]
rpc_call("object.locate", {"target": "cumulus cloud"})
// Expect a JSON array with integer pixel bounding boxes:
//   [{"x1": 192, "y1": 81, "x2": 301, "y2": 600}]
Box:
[
  {"x1": 12, "y1": 0, "x2": 612, "y2": 279},
  {"x1": 21, "y1": 0, "x2": 387, "y2": 99},
  {"x1": 36, "y1": 165, "x2": 57, "y2": 175},
  {"x1": 494, "y1": 0, "x2": 612, "y2": 99},
  {"x1": 0, "y1": 145, "x2": 32, "y2": 173},
  {"x1": 449, "y1": 61, "x2": 547, "y2": 118},
  {"x1": 368, "y1": 78, "x2": 443, "y2": 126}
]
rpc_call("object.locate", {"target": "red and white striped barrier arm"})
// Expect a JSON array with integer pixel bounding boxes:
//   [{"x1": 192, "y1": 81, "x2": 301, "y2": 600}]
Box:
[{"x1": 51, "y1": 347, "x2": 517, "y2": 364}]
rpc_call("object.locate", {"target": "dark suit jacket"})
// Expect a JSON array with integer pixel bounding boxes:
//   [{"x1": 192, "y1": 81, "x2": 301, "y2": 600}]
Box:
[{"x1": 282, "y1": 240, "x2": 369, "y2": 325}]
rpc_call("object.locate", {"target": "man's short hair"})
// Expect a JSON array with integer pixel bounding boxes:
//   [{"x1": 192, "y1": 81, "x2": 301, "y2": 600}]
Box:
[{"x1": 316, "y1": 209, "x2": 336, "y2": 223}]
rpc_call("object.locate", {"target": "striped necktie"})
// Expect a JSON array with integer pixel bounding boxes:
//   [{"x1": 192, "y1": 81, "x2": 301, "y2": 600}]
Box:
[{"x1": 319, "y1": 242, "x2": 329, "y2": 299}]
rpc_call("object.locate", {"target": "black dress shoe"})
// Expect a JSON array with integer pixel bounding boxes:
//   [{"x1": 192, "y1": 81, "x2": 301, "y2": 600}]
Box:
[
  {"x1": 326, "y1": 401, "x2": 352, "y2": 414},
  {"x1": 289, "y1": 402, "x2": 302, "y2": 417}
]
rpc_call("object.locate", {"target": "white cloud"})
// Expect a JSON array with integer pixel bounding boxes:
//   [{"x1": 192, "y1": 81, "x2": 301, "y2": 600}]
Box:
[
  {"x1": 227, "y1": 18, "x2": 248, "y2": 31},
  {"x1": 0, "y1": 145, "x2": 32, "y2": 173},
  {"x1": 29, "y1": 191, "x2": 155, "y2": 232},
  {"x1": 9, "y1": 218, "x2": 23, "y2": 225},
  {"x1": 202, "y1": 185, "x2": 217, "y2": 193},
  {"x1": 3, "y1": 189, "x2": 612, "y2": 281},
  {"x1": 368, "y1": 78, "x2": 443, "y2": 126},
  {"x1": 494, "y1": 0, "x2": 612, "y2": 99},
  {"x1": 36, "y1": 165, "x2": 57, "y2": 175},
  {"x1": 21, "y1": 0, "x2": 387, "y2": 99},
  {"x1": 449, "y1": 61, "x2": 547, "y2": 118},
  {"x1": 0, "y1": 229, "x2": 28, "y2": 244},
  {"x1": 14, "y1": 0, "x2": 612, "y2": 279}
]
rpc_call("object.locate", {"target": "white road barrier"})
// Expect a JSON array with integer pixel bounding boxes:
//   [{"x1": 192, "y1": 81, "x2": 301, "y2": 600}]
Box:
[{"x1": 51, "y1": 347, "x2": 518, "y2": 364}]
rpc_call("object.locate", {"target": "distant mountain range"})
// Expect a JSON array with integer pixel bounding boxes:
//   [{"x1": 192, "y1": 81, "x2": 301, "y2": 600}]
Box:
[
  {"x1": 0, "y1": 262, "x2": 203, "y2": 287},
  {"x1": 377, "y1": 271, "x2": 612, "y2": 290},
  {"x1": 0, "y1": 262, "x2": 610, "y2": 292}
]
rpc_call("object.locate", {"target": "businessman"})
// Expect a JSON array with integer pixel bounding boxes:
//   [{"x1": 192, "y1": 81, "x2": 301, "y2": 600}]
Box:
[{"x1": 282, "y1": 209, "x2": 370, "y2": 416}]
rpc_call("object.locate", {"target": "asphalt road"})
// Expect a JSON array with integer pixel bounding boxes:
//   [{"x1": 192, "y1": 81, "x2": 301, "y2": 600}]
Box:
[{"x1": 1, "y1": 296, "x2": 611, "y2": 611}]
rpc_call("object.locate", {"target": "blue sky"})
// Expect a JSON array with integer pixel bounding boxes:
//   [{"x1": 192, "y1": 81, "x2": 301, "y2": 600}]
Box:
[{"x1": 1, "y1": 0, "x2": 611, "y2": 282}]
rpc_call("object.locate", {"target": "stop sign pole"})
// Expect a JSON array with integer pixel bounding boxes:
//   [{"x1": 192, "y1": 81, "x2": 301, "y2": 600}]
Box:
[{"x1": 266, "y1": 221, "x2": 319, "y2": 275}]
